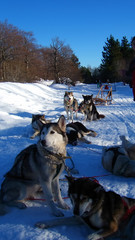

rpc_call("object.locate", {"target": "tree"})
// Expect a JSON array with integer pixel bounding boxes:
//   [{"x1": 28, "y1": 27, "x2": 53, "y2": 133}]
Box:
[
  {"x1": 80, "y1": 66, "x2": 92, "y2": 83},
  {"x1": 100, "y1": 35, "x2": 122, "y2": 82}
]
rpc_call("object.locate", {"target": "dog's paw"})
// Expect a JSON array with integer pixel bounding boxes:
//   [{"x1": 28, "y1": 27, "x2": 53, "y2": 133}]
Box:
[
  {"x1": 87, "y1": 233, "x2": 102, "y2": 240},
  {"x1": 53, "y1": 208, "x2": 64, "y2": 217},
  {"x1": 57, "y1": 201, "x2": 70, "y2": 210},
  {"x1": 35, "y1": 222, "x2": 49, "y2": 229},
  {"x1": 16, "y1": 202, "x2": 27, "y2": 209}
]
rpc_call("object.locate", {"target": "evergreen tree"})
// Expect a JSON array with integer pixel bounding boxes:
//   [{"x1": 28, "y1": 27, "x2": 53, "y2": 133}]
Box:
[
  {"x1": 80, "y1": 66, "x2": 92, "y2": 83},
  {"x1": 100, "y1": 35, "x2": 122, "y2": 82}
]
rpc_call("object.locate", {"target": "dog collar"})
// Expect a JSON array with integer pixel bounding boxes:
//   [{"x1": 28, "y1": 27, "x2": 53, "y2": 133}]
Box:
[{"x1": 122, "y1": 198, "x2": 135, "y2": 221}]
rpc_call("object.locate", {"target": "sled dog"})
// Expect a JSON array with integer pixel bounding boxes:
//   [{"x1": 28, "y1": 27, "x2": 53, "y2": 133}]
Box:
[
  {"x1": 102, "y1": 135, "x2": 135, "y2": 177},
  {"x1": 79, "y1": 95, "x2": 105, "y2": 121},
  {"x1": 64, "y1": 91, "x2": 78, "y2": 121},
  {"x1": 31, "y1": 114, "x2": 51, "y2": 139},
  {"x1": 36, "y1": 176, "x2": 135, "y2": 240},
  {"x1": 66, "y1": 121, "x2": 97, "y2": 145},
  {"x1": 66, "y1": 176, "x2": 135, "y2": 239},
  {"x1": 0, "y1": 115, "x2": 69, "y2": 216}
]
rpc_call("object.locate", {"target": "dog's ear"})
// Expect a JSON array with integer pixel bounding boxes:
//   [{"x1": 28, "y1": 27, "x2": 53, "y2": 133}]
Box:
[
  {"x1": 58, "y1": 115, "x2": 66, "y2": 132},
  {"x1": 77, "y1": 132, "x2": 82, "y2": 139},
  {"x1": 65, "y1": 175, "x2": 75, "y2": 184}
]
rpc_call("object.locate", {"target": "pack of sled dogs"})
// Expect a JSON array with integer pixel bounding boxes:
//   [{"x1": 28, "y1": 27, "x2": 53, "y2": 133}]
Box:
[
  {"x1": 1, "y1": 89, "x2": 135, "y2": 239},
  {"x1": 31, "y1": 114, "x2": 97, "y2": 145},
  {"x1": 64, "y1": 91, "x2": 105, "y2": 121}
]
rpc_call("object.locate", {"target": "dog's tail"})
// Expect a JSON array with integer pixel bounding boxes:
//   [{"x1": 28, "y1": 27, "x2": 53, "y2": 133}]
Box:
[
  {"x1": 0, "y1": 191, "x2": 9, "y2": 215},
  {"x1": 98, "y1": 114, "x2": 105, "y2": 119}
]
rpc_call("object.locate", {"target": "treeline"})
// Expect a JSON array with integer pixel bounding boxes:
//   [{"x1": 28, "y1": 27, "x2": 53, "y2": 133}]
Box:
[
  {"x1": 0, "y1": 21, "x2": 134, "y2": 84},
  {"x1": 99, "y1": 35, "x2": 134, "y2": 83}
]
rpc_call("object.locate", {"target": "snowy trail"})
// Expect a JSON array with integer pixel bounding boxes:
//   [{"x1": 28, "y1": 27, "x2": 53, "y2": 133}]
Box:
[{"x1": 0, "y1": 81, "x2": 135, "y2": 240}]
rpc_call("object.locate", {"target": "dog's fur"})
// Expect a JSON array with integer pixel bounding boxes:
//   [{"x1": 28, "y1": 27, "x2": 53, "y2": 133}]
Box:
[
  {"x1": 0, "y1": 115, "x2": 69, "y2": 216},
  {"x1": 31, "y1": 114, "x2": 51, "y2": 139},
  {"x1": 102, "y1": 136, "x2": 135, "y2": 177},
  {"x1": 66, "y1": 121, "x2": 97, "y2": 145},
  {"x1": 79, "y1": 95, "x2": 105, "y2": 121},
  {"x1": 64, "y1": 91, "x2": 78, "y2": 121},
  {"x1": 66, "y1": 176, "x2": 135, "y2": 239},
  {"x1": 36, "y1": 176, "x2": 135, "y2": 239}
]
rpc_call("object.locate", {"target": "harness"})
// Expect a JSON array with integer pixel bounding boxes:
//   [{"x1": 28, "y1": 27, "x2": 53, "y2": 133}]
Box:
[
  {"x1": 122, "y1": 198, "x2": 135, "y2": 221},
  {"x1": 5, "y1": 145, "x2": 72, "y2": 181},
  {"x1": 106, "y1": 147, "x2": 125, "y2": 170}
]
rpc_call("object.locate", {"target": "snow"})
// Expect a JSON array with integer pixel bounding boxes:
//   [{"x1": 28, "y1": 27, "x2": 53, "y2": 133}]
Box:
[{"x1": 0, "y1": 81, "x2": 135, "y2": 239}]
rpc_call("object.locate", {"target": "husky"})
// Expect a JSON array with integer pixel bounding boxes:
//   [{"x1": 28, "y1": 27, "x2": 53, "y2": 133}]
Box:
[
  {"x1": 64, "y1": 91, "x2": 78, "y2": 121},
  {"x1": 66, "y1": 121, "x2": 97, "y2": 145},
  {"x1": 36, "y1": 176, "x2": 135, "y2": 240},
  {"x1": 102, "y1": 136, "x2": 135, "y2": 177},
  {"x1": 0, "y1": 115, "x2": 69, "y2": 217},
  {"x1": 79, "y1": 95, "x2": 105, "y2": 121},
  {"x1": 31, "y1": 114, "x2": 51, "y2": 139}
]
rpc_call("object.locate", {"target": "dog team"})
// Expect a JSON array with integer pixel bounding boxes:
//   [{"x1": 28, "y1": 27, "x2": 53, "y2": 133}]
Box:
[{"x1": 0, "y1": 90, "x2": 135, "y2": 240}]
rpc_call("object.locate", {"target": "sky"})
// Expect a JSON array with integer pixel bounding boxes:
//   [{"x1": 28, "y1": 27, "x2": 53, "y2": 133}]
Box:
[{"x1": 1, "y1": 0, "x2": 135, "y2": 68}]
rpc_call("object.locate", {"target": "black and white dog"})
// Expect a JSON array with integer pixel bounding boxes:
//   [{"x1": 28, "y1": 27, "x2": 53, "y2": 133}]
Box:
[
  {"x1": 66, "y1": 121, "x2": 97, "y2": 145},
  {"x1": 79, "y1": 95, "x2": 105, "y2": 121}
]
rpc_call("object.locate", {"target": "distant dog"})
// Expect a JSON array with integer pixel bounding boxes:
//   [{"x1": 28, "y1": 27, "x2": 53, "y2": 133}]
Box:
[
  {"x1": 64, "y1": 91, "x2": 78, "y2": 121},
  {"x1": 102, "y1": 136, "x2": 135, "y2": 177},
  {"x1": 0, "y1": 115, "x2": 69, "y2": 216},
  {"x1": 79, "y1": 94, "x2": 105, "y2": 121},
  {"x1": 31, "y1": 114, "x2": 51, "y2": 139},
  {"x1": 36, "y1": 176, "x2": 135, "y2": 239},
  {"x1": 66, "y1": 121, "x2": 97, "y2": 145}
]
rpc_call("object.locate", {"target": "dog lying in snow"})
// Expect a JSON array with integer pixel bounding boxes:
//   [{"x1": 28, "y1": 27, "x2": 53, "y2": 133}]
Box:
[
  {"x1": 36, "y1": 176, "x2": 135, "y2": 240},
  {"x1": 31, "y1": 114, "x2": 51, "y2": 139},
  {"x1": 66, "y1": 121, "x2": 97, "y2": 145},
  {"x1": 102, "y1": 135, "x2": 135, "y2": 177}
]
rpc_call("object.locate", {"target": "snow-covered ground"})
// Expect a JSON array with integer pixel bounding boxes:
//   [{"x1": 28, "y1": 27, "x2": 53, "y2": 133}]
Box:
[{"x1": 0, "y1": 81, "x2": 135, "y2": 240}]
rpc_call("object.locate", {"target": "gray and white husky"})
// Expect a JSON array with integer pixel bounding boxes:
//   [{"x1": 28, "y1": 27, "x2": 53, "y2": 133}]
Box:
[
  {"x1": 64, "y1": 91, "x2": 78, "y2": 121},
  {"x1": 0, "y1": 115, "x2": 69, "y2": 216}
]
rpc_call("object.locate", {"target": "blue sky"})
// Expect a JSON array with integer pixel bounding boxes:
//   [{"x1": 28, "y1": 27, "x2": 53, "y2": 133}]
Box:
[{"x1": 1, "y1": 0, "x2": 135, "y2": 68}]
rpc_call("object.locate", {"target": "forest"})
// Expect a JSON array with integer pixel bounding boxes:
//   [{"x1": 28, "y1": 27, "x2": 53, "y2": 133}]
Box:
[{"x1": 0, "y1": 21, "x2": 134, "y2": 84}]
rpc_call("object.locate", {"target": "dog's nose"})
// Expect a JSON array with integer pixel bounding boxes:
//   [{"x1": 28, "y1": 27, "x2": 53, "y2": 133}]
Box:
[{"x1": 41, "y1": 140, "x2": 46, "y2": 146}]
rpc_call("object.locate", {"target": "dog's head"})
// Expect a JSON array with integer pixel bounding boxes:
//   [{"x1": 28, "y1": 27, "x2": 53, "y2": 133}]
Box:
[
  {"x1": 66, "y1": 127, "x2": 79, "y2": 145},
  {"x1": 82, "y1": 95, "x2": 93, "y2": 104},
  {"x1": 39, "y1": 115, "x2": 68, "y2": 155},
  {"x1": 32, "y1": 114, "x2": 48, "y2": 124},
  {"x1": 66, "y1": 122, "x2": 82, "y2": 145},
  {"x1": 66, "y1": 176, "x2": 104, "y2": 217},
  {"x1": 64, "y1": 91, "x2": 74, "y2": 103}
]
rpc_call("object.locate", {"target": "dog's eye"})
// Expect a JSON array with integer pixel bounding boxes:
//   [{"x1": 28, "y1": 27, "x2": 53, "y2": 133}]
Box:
[
  {"x1": 80, "y1": 196, "x2": 88, "y2": 202},
  {"x1": 50, "y1": 130, "x2": 55, "y2": 134}
]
